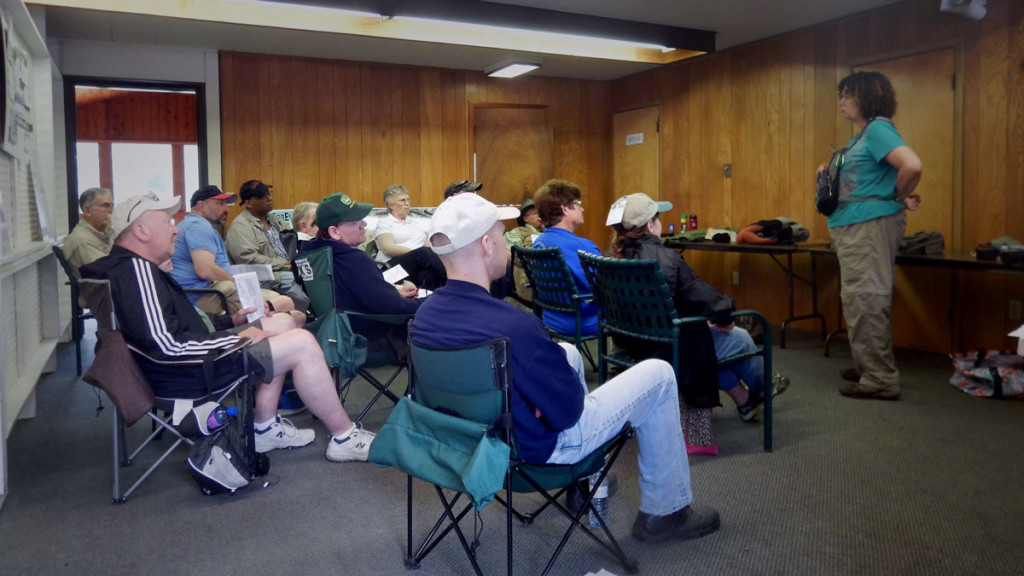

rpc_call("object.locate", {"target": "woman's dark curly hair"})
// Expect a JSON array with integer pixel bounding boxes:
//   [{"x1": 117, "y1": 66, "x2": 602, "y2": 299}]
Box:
[
  {"x1": 533, "y1": 179, "x2": 581, "y2": 228},
  {"x1": 838, "y1": 71, "x2": 897, "y2": 119}
]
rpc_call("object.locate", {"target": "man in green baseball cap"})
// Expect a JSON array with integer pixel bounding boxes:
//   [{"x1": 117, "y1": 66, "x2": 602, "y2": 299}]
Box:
[{"x1": 300, "y1": 193, "x2": 423, "y2": 357}]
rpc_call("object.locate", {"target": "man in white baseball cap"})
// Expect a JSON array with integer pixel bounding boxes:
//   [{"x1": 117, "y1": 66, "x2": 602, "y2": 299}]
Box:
[
  {"x1": 83, "y1": 192, "x2": 375, "y2": 463},
  {"x1": 411, "y1": 193, "x2": 721, "y2": 544}
]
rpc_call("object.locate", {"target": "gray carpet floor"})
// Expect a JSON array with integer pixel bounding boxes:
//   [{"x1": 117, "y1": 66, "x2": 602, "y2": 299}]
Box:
[{"x1": 1, "y1": 327, "x2": 1023, "y2": 576}]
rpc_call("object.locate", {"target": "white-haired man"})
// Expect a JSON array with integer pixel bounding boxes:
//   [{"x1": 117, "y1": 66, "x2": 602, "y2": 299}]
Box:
[
  {"x1": 409, "y1": 193, "x2": 720, "y2": 544},
  {"x1": 82, "y1": 193, "x2": 373, "y2": 463}
]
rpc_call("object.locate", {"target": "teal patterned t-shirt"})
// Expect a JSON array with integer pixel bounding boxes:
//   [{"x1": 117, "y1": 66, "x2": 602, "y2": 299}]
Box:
[{"x1": 827, "y1": 120, "x2": 906, "y2": 228}]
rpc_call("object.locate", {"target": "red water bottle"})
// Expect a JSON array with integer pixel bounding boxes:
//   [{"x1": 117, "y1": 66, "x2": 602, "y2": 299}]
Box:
[{"x1": 689, "y1": 214, "x2": 698, "y2": 230}]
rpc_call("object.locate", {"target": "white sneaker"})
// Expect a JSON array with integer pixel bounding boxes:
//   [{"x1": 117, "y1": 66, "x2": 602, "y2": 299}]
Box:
[
  {"x1": 254, "y1": 416, "x2": 315, "y2": 453},
  {"x1": 326, "y1": 425, "x2": 376, "y2": 462}
]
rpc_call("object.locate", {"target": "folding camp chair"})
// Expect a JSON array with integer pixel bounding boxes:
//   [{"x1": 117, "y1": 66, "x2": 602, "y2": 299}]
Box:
[
  {"x1": 579, "y1": 252, "x2": 776, "y2": 452},
  {"x1": 513, "y1": 246, "x2": 599, "y2": 370},
  {"x1": 54, "y1": 243, "x2": 230, "y2": 374},
  {"x1": 78, "y1": 279, "x2": 255, "y2": 503},
  {"x1": 389, "y1": 337, "x2": 637, "y2": 576},
  {"x1": 293, "y1": 246, "x2": 410, "y2": 423},
  {"x1": 53, "y1": 244, "x2": 95, "y2": 375}
]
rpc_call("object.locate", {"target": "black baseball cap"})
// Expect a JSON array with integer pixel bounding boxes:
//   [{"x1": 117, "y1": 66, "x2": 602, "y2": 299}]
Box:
[
  {"x1": 239, "y1": 180, "x2": 273, "y2": 203},
  {"x1": 444, "y1": 180, "x2": 483, "y2": 199},
  {"x1": 190, "y1": 185, "x2": 236, "y2": 207}
]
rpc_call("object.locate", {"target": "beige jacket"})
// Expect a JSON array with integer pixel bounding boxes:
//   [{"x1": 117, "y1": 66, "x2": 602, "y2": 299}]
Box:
[{"x1": 224, "y1": 209, "x2": 291, "y2": 270}]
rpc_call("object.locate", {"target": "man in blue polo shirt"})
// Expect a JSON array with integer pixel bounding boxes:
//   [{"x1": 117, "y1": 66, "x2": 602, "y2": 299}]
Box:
[
  {"x1": 532, "y1": 179, "x2": 601, "y2": 336},
  {"x1": 170, "y1": 185, "x2": 295, "y2": 318},
  {"x1": 411, "y1": 193, "x2": 720, "y2": 544}
]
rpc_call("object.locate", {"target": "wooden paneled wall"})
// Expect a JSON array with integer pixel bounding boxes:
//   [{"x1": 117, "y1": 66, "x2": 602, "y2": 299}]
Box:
[
  {"x1": 217, "y1": 0, "x2": 1022, "y2": 350},
  {"x1": 75, "y1": 88, "x2": 197, "y2": 143},
  {"x1": 219, "y1": 53, "x2": 612, "y2": 242},
  {"x1": 610, "y1": 0, "x2": 1024, "y2": 351}
]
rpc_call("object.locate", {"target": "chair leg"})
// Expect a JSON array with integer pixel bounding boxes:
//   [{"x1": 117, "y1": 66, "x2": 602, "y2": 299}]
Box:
[
  {"x1": 74, "y1": 314, "x2": 84, "y2": 376},
  {"x1": 578, "y1": 341, "x2": 598, "y2": 371},
  {"x1": 352, "y1": 367, "x2": 403, "y2": 423},
  {"x1": 506, "y1": 477, "x2": 513, "y2": 576}
]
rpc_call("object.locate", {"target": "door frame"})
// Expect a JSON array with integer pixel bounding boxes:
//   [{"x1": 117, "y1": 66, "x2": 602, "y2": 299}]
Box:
[
  {"x1": 62, "y1": 76, "x2": 208, "y2": 231},
  {"x1": 849, "y1": 39, "x2": 964, "y2": 250}
]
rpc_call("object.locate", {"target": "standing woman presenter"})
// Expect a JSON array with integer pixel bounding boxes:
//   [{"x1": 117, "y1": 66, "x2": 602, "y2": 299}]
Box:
[{"x1": 822, "y1": 71, "x2": 922, "y2": 401}]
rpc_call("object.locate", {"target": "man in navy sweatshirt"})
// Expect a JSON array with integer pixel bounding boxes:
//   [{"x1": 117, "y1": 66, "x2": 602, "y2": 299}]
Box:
[{"x1": 410, "y1": 193, "x2": 720, "y2": 544}]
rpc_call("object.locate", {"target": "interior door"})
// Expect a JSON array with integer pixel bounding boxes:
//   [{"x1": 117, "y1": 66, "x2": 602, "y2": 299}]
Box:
[
  {"x1": 613, "y1": 106, "x2": 660, "y2": 201},
  {"x1": 472, "y1": 106, "x2": 552, "y2": 207},
  {"x1": 858, "y1": 50, "x2": 956, "y2": 242},
  {"x1": 857, "y1": 49, "x2": 957, "y2": 353}
]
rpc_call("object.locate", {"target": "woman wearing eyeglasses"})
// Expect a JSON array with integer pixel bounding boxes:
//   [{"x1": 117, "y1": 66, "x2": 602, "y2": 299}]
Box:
[
  {"x1": 373, "y1": 184, "x2": 447, "y2": 290},
  {"x1": 532, "y1": 179, "x2": 602, "y2": 337}
]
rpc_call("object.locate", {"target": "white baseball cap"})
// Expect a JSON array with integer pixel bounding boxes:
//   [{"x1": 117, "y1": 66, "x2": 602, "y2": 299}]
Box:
[
  {"x1": 111, "y1": 192, "x2": 181, "y2": 236},
  {"x1": 429, "y1": 193, "x2": 519, "y2": 254},
  {"x1": 607, "y1": 193, "x2": 672, "y2": 229}
]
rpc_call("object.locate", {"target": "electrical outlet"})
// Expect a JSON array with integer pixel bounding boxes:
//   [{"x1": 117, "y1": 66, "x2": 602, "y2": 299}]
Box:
[
  {"x1": 723, "y1": 163, "x2": 732, "y2": 178},
  {"x1": 1009, "y1": 300, "x2": 1022, "y2": 321},
  {"x1": 732, "y1": 271, "x2": 740, "y2": 286}
]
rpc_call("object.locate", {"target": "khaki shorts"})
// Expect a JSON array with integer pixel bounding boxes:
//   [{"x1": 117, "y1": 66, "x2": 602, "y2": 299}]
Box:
[
  {"x1": 195, "y1": 280, "x2": 284, "y2": 316},
  {"x1": 229, "y1": 321, "x2": 275, "y2": 378}
]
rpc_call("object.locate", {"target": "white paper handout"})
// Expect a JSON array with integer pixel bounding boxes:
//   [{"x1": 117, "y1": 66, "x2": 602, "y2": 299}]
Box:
[
  {"x1": 229, "y1": 264, "x2": 275, "y2": 282},
  {"x1": 383, "y1": 264, "x2": 410, "y2": 284},
  {"x1": 233, "y1": 271, "x2": 266, "y2": 323}
]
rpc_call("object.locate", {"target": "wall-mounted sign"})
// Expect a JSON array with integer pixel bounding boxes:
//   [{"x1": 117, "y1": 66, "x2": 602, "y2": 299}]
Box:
[{"x1": 625, "y1": 133, "x2": 644, "y2": 146}]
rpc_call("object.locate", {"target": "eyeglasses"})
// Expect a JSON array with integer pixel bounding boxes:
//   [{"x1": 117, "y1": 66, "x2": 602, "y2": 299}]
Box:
[
  {"x1": 94, "y1": 202, "x2": 114, "y2": 209},
  {"x1": 568, "y1": 200, "x2": 583, "y2": 207}
]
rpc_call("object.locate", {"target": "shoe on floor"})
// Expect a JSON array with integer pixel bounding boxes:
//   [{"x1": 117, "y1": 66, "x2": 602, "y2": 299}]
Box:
[
  {"x1": 254, "y1": 416, "x2": 315, "y2": 453},
  {"x1": 771, "y1": 374, "x2": 791, "y2": 397},
  {"x1": 839, "y1": 383, "x2": 900, "y2": 401},
  {"x1": 565, "y1": 479, "x2": 587, "y2": 517},
  {"x1": 326, "y1": 424, "x2": 375, "y2": 462},
  {"x1": 737, "y1": 395, "x2": 763, "y2": 422},
  {"x1": 632, "y1": 505, "x2": 721, "y2": 543},
  {"x1": 277, "y1": 391, "x2": 308, "y2": 416},
  {"x1": 839, "y1": 368, "x2": 861, "y2": 383}
]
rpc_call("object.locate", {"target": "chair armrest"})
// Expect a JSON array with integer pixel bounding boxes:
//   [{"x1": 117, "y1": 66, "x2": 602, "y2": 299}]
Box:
[
  {"x1": 343, "y1": 310, "x2": 415, "y2": 326},
  {"x1": 126, "y1": 336, "x2": 252, "y2": 366},
  {"x1": 675, "y1": 310, "x2": 770, "y2": 343},
  {"x1": 183, "y1": 288, "x2": 230, "y2": 314},
  {"x1": 572, "y1": 292, "x2": 594, "y2": 304}
]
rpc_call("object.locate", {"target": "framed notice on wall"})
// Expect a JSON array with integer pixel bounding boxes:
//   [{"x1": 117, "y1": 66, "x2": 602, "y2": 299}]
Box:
[{"x1": 1, "y1": 7, "x2": 33, "y2": 162}]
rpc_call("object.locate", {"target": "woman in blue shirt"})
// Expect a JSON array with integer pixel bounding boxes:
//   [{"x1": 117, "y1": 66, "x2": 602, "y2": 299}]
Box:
[{"x1": 819, "y1": 71, "x2": 922, "y2": 401}]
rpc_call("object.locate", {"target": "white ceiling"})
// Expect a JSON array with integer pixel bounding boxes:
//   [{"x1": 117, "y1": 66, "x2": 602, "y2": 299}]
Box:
[{"x1": 40, "y1": 0, "x2": 907, "y2": 81}]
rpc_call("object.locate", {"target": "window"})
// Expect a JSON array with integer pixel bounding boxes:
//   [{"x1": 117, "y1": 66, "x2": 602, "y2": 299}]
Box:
[
  {"x1": 75, "y1": 142, "x2": 100, "y2": 195},
  {"x1": 112, "y1": 143, "x2": 174, "y2": 202}
]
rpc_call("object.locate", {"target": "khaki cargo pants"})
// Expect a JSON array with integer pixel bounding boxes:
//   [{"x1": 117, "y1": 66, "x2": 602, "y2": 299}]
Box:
[{"x1": 831, "y1": 211, "x2": 906, "y2": 393}]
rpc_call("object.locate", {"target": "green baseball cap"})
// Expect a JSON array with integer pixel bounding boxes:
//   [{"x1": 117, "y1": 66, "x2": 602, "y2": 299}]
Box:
[{"x1": 314, "y1": 193, "x2": 373, "y2": 229}]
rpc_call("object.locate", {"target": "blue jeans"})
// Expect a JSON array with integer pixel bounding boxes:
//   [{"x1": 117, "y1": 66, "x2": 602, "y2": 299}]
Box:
[
  {"x1": 711, "y1": 326, "x2": 763, "y2": 395},
  {"x1": 546, "y1": 344, "x2": 692, "y2": 517}
]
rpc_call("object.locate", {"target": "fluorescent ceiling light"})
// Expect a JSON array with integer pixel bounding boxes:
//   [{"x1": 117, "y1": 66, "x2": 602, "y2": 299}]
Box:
[{"x1": 487, "y1": 63, "x2": 540, "y2": 78}]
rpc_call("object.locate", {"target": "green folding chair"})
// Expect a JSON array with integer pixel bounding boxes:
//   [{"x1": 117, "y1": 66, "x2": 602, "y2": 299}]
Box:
[
  {"x1": 293, "y1": 246, "x2": 409, "y2": 423},
  {"x1": 579, "y1": 252, "x2": 776, "y2": 452},
  {"x1": 512, "y1": 245, "x2": 599, "y2": 370},
  {"x1": 374, "y1": 337, "x2": 637, "y2": 576}
]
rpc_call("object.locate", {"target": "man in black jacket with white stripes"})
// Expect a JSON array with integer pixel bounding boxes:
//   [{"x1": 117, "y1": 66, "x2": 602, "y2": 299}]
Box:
[{"x1": 82, "y1": 192, "x2": 373, "y2": 463}]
